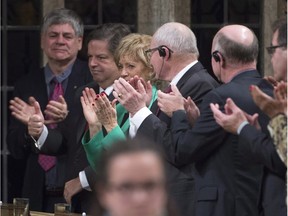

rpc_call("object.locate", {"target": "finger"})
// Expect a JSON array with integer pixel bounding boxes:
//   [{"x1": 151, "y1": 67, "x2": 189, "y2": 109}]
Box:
[
  {"x1": 10, "y1": 98, "x2": 26, "y2": 110},
  {"x1": 82, "y1": 90, "x2": 89, "y2": 105},
  {"x1": 147, "y1": 80, "x2": 152, "y2": 91},
  {"x1": 111, "y1": 99, "x2": 117, "y2": 108},
  {"x1": 34, "y1": 101, "x2": 42, "y2": 115},
  {"x1": 137, "y1": 79, "x2": 146, "y2": 94},
  {"x1": 113, "y1": 80, "x2": 126, "y2": 95},
  {"x1": 118, "y1": 77, "x2": 136, "y2": 93},
  {"x1": 44, "y1": 109, "x2": 62, "y2": 119},
  {"x1": 171, "y1": 84, "x2": 181, "y2": 96},
  {"x1": 138, "y1": 77, "x2": 147, "y2": 90},
  {"x1": 210, "y1": 103, "x2": 223, "y2": 118},
  {"x1": 251, "y1": 113, "x2": 259, "y2": 124},
  {"x1": 102, "y1": 93, "x2": 112, "y2": 108},
  {"x1": 44, "y1": 119, "x2": 58, "y2": 124},
  {"x1": 47, "y1": 101, "x2": 63, "y2": 109},
  {"x1": 80, "y1": 96, "x2": 87, "y2": 108},
  {"x1": 88, "y1": 88, "x2": 97, "y2": 103},
  {"x1": 264, "y1": 76, "x2": 278, "y2": 87},
  {"x1": 13, "y1": 97, "x2": 27, "y2": 106},
  {"x1": 28, "y1": 96, "x2": 37, "y2": 105},
  {"x1": 58, "y1": 95, "x2": 66, "y2": 104}
]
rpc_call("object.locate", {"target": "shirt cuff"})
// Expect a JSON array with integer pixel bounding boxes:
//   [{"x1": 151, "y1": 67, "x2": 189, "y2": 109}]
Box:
[
  {"x1": 237, "y1": 120, "x2": 249, "y2": 135},
  {"x1": 79, "y1": 171, "x2": 92, "y2": 191},
  {"x1": 32, "y1": 125, "x2": 48, "y2": 149},
  {"x1": 129, "y1": 107, "x2": 152, "y2": 138}
]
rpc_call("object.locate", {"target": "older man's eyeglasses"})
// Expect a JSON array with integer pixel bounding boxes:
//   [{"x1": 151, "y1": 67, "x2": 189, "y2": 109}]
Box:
[
  {"x1": 266, "y1": 44, "x2": 287, "y2": 55},
  {"x1": 145, "y1": 45, "x2": 174, "y2": 57}
]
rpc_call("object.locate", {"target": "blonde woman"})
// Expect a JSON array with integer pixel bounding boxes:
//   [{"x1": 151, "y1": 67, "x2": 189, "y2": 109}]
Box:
[{"x1": 81, "y1": 33, "x2": 159, "y2": 170}]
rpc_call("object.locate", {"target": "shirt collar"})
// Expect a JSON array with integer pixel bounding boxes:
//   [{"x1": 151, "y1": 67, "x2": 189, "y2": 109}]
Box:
[
  {"x1": 170, "y1": 60, "x2": 198, "y2": 86},
  {"x1": 100, "y1": 85, "x2": 114, "y2": 96},
  {"x1": 44, "y1": 63, "x2": 74, "y2": 84}
]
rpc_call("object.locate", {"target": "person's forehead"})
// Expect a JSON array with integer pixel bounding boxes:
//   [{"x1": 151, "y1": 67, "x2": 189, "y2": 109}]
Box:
[
  {"x1": 108, "y1": 152, "x2": 163, "y2": 177},
  {"x1": 88, "y1": 40, "x2": 109, "y2": 51},
  {"x1": 46, "y1": 23, "x2": 76, "y2": 33}
]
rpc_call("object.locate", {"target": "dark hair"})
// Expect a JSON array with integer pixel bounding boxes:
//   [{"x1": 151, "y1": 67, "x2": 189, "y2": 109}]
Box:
[
  {"x1": 216, "y1": 31, "x2": 258, "y2": 65},
  {"x1": 41, "y1": 8, "x2": 83, "y2": 36},
  {"x1": 97, "y1": 137, "x2": 165, "y2": 186},
  {"x1": 86, "y1": 23, "x2": 131, "y2": 55},
  {"x1": 272, "y1": 17, "x2": 287, "y2": 47}
]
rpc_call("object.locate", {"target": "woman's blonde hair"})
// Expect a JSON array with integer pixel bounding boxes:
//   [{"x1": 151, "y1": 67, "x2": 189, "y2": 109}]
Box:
[{"x1": 115, "y1": 33, "x2": 154, "y2": 82}]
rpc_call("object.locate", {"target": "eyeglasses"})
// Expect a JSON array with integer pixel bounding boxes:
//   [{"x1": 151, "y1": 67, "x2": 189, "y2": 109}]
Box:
[
  {"x1": 266, "y1": 44, "x2": 287, "y2": 55},
  {"x1": 145, "y1": 45, "x2": 174, "y2": 56},
  {"x1": 145, "y1": 47, "x2": 160, "y2": 54}
]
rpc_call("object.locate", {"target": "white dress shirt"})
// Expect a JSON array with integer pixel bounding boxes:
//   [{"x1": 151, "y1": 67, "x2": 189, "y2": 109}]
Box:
[{"x1": 129, "y1": 60, "x2": 198, "y2": 137}]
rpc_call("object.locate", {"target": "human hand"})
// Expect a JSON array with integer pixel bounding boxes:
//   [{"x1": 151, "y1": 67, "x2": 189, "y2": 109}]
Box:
[
  {"x1": 80, "y1": 88, "x2": 101, "y2": 138},
  {"x1": 9, "y1": 96, "x2": 37, "y2": 125},
  {"x1": 64, "y1": 177, "x2": 82, "y2": 204},
  {"x1": 274, "y1": 81, "x2": 287, "y2": 116},
  {"x1": 157, "y1": 85, "x2": 185, "y2": 117},
  {"x1": 94, "y1": 93, "x2": 117, "y2": 133},
  {"x1": 250, "y1": 84, "x2": 287, "y2": 118},
  {"x1": 28, "y1": 101, "x2": 45, "y2": 139},
  {"x1": 264, "y1": 76, "x2": 278, "y2": 87},
  {"x1": 44, "y1": 95, "x2": 68, "y2": 124},
  {"x1": 184, "y1": 96, "x2": 200, "y2": 126},
  {"x1": 210, "y1": 98, "x2": 248, "y2": 134},
  {"x1": 113, "y1": 77, "x2": 146, "y2": 117},
  {"x1": 128, "y1": 76, "x2": 153, "y2": 106}
]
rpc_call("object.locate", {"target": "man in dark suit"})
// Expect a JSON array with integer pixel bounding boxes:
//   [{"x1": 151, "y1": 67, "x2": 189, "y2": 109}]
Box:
[
  {"x1": 112, "y1": 22, "x2": 219, "y2": 216},
  {"x1": 27, "y1": 23, "x2": 131, "y2": 215},
  {"x1": 145, "y1": 25, "x2": 276, "y2": 216},
  {"x1": 7, "y1": 8, "x2": 92, "y2": 212},
  {"x1": 209, "y1": 18, "x2": 287, "y2": 216}
]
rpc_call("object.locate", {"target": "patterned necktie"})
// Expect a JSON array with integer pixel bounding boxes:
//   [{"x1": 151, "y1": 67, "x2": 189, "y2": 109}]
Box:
[
  {"x1": 156, "y1": 85, "x2": 172, "y2": 116},
  {"x1": 38, "y1": 79, "x2": 64, "y2": 172}
]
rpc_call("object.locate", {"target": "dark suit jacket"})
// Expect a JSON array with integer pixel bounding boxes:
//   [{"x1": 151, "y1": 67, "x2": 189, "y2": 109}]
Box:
[
  {"x1": 40, "y1": 81, "x2": 115, "y2": 215},
  {"x1": 163, "y1": 70, "x2": 273, "y2": 216},
  {"x1": 6, "y1": 59, "x2": 92, "y2": 211},
  {"x1": 239, "y1": 124, "x2": 287, "y2": 216},
  {"x1": 137, "y1": 62, "x2": 219, "y2": 216}
]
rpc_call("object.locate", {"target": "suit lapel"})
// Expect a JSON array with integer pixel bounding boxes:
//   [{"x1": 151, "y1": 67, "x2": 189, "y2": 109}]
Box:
[{"x1": 176, "y1": 61, "x2": 204, "y2": 90}]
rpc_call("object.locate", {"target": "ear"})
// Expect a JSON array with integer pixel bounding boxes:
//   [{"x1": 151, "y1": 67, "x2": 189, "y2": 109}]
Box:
[
  {"x1": 97, "y1": 185, "x2": 109, "y2": 209},
  {"x1": 77, "y1": 37, "x2": 83, "y2": 51}
]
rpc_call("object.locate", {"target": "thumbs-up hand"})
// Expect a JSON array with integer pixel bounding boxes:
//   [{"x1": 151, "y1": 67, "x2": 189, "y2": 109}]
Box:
[{"x1": 28, "y1": 101, "x2": 44, "y2": 139}]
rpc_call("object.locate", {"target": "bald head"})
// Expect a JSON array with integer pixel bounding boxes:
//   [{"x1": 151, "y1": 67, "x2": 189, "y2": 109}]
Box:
[
  {"x1": 213, "y1": 24, "x2": 259, "y2": 65},
  {"x1": 218, "y1": 25, "x2": 254, "y2": 46}
]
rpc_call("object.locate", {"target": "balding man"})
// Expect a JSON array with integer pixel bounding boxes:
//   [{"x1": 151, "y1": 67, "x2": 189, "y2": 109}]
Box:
[
  {"x1": 113, "y1": 22, "x2": 219, "y2": 216},
  {"x1": 151, "y1": 25, "x2": 274, "y2": 215}
]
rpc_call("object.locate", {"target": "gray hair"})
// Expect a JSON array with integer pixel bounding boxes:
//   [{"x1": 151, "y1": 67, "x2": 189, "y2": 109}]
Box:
[
  {"x1": 41, "y1": 8, "x2": 84, "y2": 37},
  {"x1": 153, "y1": 22, "x2": 199, "y2": 57}
]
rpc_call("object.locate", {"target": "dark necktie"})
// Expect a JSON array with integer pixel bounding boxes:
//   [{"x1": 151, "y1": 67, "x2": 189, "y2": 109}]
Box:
[
  {"x1": 156, "y1": 85, "x2": 172, "y2": 116},
  {"x1": 38, "y1": 79, "x2": 64, "y2": 172}
]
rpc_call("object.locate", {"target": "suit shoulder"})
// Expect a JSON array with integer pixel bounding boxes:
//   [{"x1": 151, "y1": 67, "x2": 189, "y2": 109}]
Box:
[{"x1": 14, "y1": 68, "x2": 44, "y2": 88}]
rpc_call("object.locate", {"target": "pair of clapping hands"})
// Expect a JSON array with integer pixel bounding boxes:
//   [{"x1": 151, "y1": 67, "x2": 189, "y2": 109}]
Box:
[
  {"x1": 113, "y1": 76, "x2": 200, "y2": 126},
  {"x1": 9, "y1": 96, "x2": 68, "y2": 138},
  {"x1": 210, "y1": 80, "x2": 287, "y2": 134}
]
